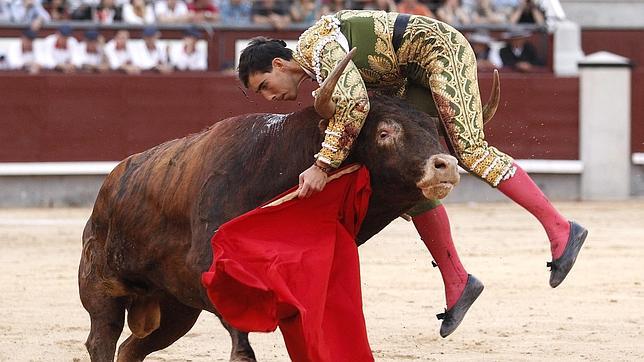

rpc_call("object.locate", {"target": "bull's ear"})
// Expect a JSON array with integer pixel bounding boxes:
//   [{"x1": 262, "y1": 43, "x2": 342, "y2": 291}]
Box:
[{"x1": 314, "y1": 48, "x2": 357, "y2": 119}]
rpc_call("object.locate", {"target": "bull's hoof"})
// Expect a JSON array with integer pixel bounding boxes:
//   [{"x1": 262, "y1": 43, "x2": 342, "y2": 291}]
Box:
[
  {"x1": 230, "y1": 351, "x2": 257, "y2": 362},
  {"x1": 437, "y1": 274, "x2": 484, "y2": 338},
  {"x1": 230, "y1": 356, "x2": 256, "y2": 362},
  {"x1": 548, "y1": 221, "x2": 588, "y2": 288}
]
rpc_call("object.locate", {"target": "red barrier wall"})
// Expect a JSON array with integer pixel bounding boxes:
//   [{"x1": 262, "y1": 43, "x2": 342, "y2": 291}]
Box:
[{"x1": 0, "y1": 71, "x2": 580, "y2": 162}]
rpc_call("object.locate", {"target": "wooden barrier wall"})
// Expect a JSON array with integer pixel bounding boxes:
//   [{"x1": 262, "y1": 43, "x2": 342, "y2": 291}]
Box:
[{"x1": 0, "y1": 71, "x2": 582, "y2": 162}]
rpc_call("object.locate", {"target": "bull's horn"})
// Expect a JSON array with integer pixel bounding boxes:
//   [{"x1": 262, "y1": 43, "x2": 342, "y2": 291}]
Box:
[
  {"x1": 482, "y1": 69, "x2": 500, "y2": 125},
  {"x1": 314, "y1": 47, "x2": 357, "y2": 119}
]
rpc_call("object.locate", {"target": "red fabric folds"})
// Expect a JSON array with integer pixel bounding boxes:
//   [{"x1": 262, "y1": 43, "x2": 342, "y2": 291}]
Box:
[{"x1": 201, "y1": 165, "x2": 374, "y2": 362}]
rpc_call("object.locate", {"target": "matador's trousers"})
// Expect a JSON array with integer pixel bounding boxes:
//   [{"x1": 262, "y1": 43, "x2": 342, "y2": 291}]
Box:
[{"x1": 399, "y1": 16, "x2": 516, "y2": 215}]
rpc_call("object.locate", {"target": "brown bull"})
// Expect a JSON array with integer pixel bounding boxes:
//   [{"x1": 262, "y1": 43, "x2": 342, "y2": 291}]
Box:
[
  {"x1": 78, "y1": 92, "x2": 460, "y2": 361},
  {"x1": 79, "y1": 51, "x2": 506, "y2": 361}
]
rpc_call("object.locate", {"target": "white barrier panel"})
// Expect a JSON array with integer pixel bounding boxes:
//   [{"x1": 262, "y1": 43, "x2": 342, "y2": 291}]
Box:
[
  {"x1": 579, "y1": 51, "x2": 632, "y2": 200},
  {"x1": 0, "y1": 160, "x2": 586, "y2": 176},
  {"x1": 0, "y1": 161, "x2": 119, "y2": 176}
]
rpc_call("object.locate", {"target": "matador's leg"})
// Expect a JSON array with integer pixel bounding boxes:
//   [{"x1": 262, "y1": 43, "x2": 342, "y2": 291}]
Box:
[{"x1": 399, "y1": 16, "x2": 588, "y2": 288}]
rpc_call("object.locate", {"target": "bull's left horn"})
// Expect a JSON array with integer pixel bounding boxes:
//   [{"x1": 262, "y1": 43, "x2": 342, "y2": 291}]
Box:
[
  {"x1": 314, "y1": 47, "x2": 357, "y2": 119},
  {"x1": 482, "y1": 69, "x2": 500, "y2": 125}
]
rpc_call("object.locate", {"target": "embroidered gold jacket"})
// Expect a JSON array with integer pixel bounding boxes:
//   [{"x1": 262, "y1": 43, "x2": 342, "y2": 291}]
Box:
[{"x1": 293, "y1": 10, "x2": 403, "y2": 168}]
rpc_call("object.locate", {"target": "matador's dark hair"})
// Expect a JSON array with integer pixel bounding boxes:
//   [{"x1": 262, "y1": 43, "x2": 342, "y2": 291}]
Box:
[{"x1": 238, "y1": 37, "x2": 293, "y2": 88}]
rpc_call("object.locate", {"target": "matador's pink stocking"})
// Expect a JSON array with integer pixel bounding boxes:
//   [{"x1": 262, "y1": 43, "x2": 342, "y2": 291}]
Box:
[
  {"x1": 497, "y1": 163, "x2": 570, "y2": 259},
  {"x1": 412, "y1": 205, "x2": 468, "y2": 309}
]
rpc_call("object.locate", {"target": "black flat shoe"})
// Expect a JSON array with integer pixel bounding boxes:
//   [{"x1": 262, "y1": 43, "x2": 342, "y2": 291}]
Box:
[
  {"x1": 437, "y1": 274, "x2": 484, "y2": 338},
  {"x1": 548, "y1": 221, "x2": 588, "y2": 288}
]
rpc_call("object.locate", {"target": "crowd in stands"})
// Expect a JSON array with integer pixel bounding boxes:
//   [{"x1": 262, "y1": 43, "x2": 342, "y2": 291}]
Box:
[
  {"x1": 0, "y1": 0, "x2": 549, "y2": 73},
  {"x1": 0, "y1": 24, "x2": 207, "y2": 73},
  {"x1": 0, "y1": 0, "x2": 548, "y2": 26}
]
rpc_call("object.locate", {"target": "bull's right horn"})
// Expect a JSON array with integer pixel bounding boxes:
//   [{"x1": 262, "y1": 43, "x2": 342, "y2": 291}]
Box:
[
  {"x1": 482, "y1": 69, "x2": 500, "y2": 125},
  {"x1": 314, "y1": 47, "x2": 357, "y2": 119}
]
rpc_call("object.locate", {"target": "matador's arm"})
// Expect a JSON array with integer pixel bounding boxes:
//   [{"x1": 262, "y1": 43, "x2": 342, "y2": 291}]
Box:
[{"x1": 314, "y1": 41, "x2": 370, "y2": 168}]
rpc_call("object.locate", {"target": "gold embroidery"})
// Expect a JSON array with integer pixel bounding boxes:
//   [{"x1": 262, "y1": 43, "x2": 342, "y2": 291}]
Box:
[
  {"x1": 368, "y1": 55, "x2": 394, "y2": 74},
  {"x1": 295, "y1": 11, "x2": 514, "y2": 184},
  {"x1": 359, "y1": 68, "x2": 382, "y2": 84},
  {"x1": 396, "y1": 15, "x2": 514, "y2": 186}
]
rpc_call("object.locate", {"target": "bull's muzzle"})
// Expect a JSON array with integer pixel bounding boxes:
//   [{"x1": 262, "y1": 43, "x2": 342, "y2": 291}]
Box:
[{"x1": 416, "y1": 154, "x2": 460, "y2": 200}]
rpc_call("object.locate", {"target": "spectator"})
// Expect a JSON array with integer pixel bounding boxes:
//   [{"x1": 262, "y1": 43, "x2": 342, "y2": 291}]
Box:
[
  {"x1": 361, "y1": 0, "x2": 397, "y2": 12},
  {"x1": 0, "y1": 51, "x2": 8, "y2": 70},
  {"x1": 170, "y1": 27, "x2": 207, "y2": 71},
  {"x1": 492, "y1": 0, "x2": 518, "y2": 20},
  {"x1": 397, "y1": 0, "x2": 433, "y2": 17},
  {"x1": 188, "y1": 0, "x2": 218, "y2": 23},
  {"x1": 509, "y1": 0, "x2": 544, "y2": 25},
  {"x1": 68, "y1": 0, "x2": 98, "y2": 20},
  {"x1": 290, "y1": 0, "x2": 319, "y2": 25},
  {"x1": 436, "y1": 0, "x2": 471, "y2": 25},
  {"x1": 460, "y1": 0, "x2": 476, "y2": 12},
  {"x1": 0, "y1": 0, "x2": 11, "y2": 21},
  {"x1": 39, "y1": 24, "x2": 78, "y2": 73},
  {"x1": 470, "y1": 0, "x2": 504, "y2": 24},
  {"x1": 467, "y1": 31, "x2": 500, "y2": 70},
  {"x1": 154, "y1": 0, "x2": 189, "y2": 23},
  {"x1": 6, "y1": 28, "x2": 40, "y2": 73},
  {"x1": 9, "y1": 0, "x2": 51, "y2": 26},
  {"x1": 251, "y1": 0, "x2": 290, "y2": 29},
  {"x1": 45, "y1": 0, "x2": 70, "y2": 20},
  {"x1": 122, "y1": 0, "x2": 154, "y2": 23},
  {"x1": 424, "y1": 0, "x2": 444, "y2": 10},
  {"x1": 133, "y1": 26, "x2": 172, "y2": 73},
  {"x1": 499, "y1": 29, "x2": 543, "y2": 72},
  {"x1": 219, "y1": 0, "x2": 251, "y2": 25},
  {"x1": 320, "y1": 0, "x2": 344, "y2": 16},
  {"x1": 73, "y1": 28, "x2": 108, "y2": 72},
  {"x1": 104, "y1": 30, "x2": 140, "y2": 74},
  {"x1": 93, "y1": 0, "x2": 122, "y2": 23}
]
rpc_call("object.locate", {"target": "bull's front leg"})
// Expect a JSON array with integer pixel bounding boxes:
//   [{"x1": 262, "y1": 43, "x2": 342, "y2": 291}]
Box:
[{"x1": 220, "y1": 319, "x2": 257, "y2": 362}]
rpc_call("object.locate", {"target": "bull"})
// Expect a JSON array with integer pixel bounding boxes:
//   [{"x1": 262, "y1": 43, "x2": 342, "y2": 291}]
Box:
[{"x1": 79, "y1": 55, "x2": 500, "y2": 361}]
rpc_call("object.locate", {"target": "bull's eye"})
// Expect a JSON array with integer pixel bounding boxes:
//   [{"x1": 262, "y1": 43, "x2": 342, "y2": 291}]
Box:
[{"x1": 376, "y1": 121, "x2": 401, "y2": 146}]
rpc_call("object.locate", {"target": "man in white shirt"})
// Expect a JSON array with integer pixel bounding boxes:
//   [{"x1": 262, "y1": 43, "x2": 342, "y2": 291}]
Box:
[
  {"x1": 73, "y1": 28, "x2": 108, "y2": 72},
  {"x1": 9, "y1": 0, "x2": 51, "y2": 24},
  {"x1": 133, "y1": 26, "x2": 172, "y2": 73},
  {"x1": 170, "y1": 27, "x2": 207, "y2": 71},
  {"x1": 154, "y1": 0, "x2": 189, "y2": 23},
  {"x1": 7, "y1": 28, "x2": 40, "y2": 73},
  {"x1": 104, "y1": 29, "x2": 140, "y2": 74},
  {"x1": 122, "y1": 0, "x2": 155, "y2": 24},
  {"x1": 0, "y1": 0, "x2": 11, "y2": 21},
  {"x1": 39, "y1": 24, "x2": 79, "y2": 73},
  {"x1": 0, "y1": 52, "x2": 8, "y2": 69},
  {"x1": 493, "y1": 0, "x2": 519, "y2": 19}
]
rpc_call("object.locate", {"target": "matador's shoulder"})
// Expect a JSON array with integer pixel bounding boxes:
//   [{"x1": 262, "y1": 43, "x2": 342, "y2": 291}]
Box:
[{"x1": 293, "y1": 14, "x2": 345, "y2": 85}]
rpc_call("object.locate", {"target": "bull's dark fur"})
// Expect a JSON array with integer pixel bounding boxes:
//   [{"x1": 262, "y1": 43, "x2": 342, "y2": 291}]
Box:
[{"x1": 79, "y1": 94, "x2": 447, "y2": 361}]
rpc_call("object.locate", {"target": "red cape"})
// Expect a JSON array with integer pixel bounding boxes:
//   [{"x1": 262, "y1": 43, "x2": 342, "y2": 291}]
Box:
[{"x1": 202, "y1": 165, "x2": 374, "y2": 362}]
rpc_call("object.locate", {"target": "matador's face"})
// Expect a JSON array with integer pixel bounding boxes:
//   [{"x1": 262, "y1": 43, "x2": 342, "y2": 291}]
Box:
[{"x1": 248, "y1": 58, "x2": 300, "y2": 102}]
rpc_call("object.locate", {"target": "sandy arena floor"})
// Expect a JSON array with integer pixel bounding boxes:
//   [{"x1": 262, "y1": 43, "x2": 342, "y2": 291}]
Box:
[{"x1": 0, "y1": 200, "x2": 643, "y2": 361}]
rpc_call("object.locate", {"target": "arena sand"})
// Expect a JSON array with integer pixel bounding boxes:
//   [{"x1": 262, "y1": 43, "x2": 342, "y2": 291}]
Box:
[{"x1": 0, "y1": 201, "x2": 643, "y2": 361}]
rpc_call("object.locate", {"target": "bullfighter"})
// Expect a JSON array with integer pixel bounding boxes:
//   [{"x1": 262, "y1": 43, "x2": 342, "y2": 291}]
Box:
[{"x1": 237, "y1": 10, "x2": 588, "y2": 338}]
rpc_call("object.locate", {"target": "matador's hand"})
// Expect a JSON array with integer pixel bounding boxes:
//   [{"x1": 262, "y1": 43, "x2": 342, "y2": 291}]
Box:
[{"x1": 297, "y1": 164, "x2": 329, "y2": 199}]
